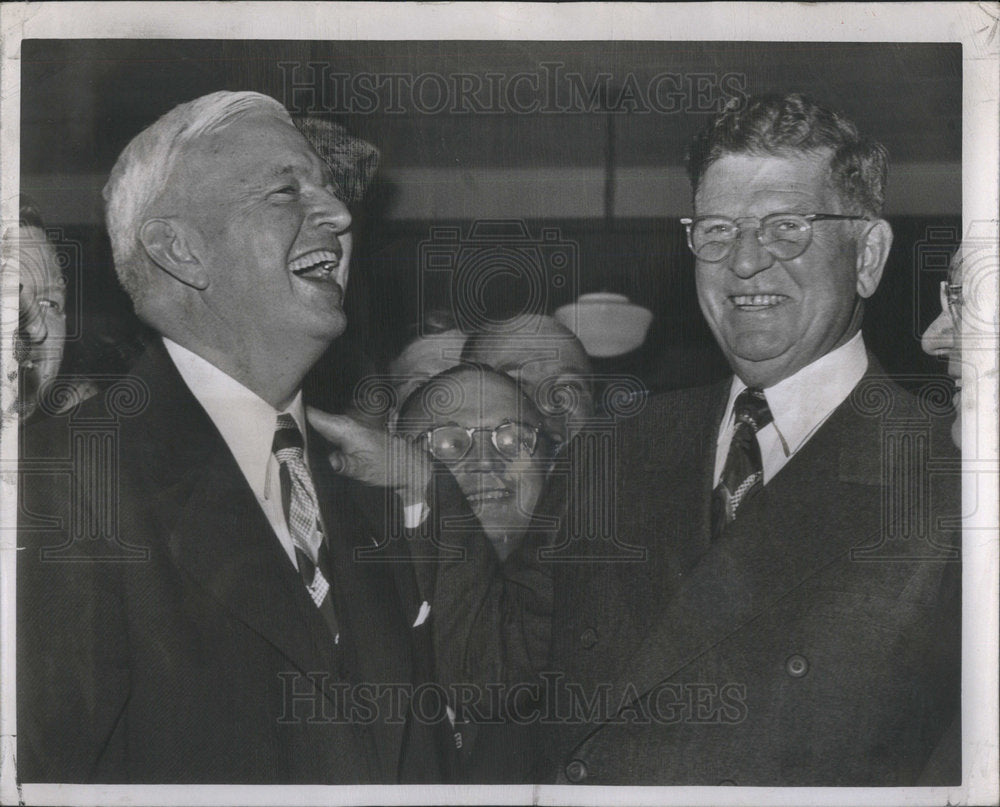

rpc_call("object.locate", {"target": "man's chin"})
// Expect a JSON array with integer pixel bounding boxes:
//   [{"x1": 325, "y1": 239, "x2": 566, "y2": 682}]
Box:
[
  {"x1": 720, "y1": 329, "x2": 790, "y2": 370},
  {"x1": 310, "y1": 307, "x2": 349, "y2": 342},
  {"x1": 727, "y1": 351, "x2": 796, "y2": 389}
]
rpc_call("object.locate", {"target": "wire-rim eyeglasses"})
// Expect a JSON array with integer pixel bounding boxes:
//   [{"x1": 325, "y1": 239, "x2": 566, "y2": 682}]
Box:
[{"x1": 680, "y1": 213, "x2": 871, "y2": 263}]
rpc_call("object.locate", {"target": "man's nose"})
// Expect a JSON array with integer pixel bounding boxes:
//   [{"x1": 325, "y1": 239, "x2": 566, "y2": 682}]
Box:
[
  {"x1": 310, "y1": 187, "x2": 352, "y2": 233},
  {"x1": 728, "y1": 227, "x2": 775, "y2": 278},
  {"x1": 921, "y1": 309, "x2": 956, "y2": 356},
  {"x1": 458, "y1": 435, "x2": 507, "y2": 471}
]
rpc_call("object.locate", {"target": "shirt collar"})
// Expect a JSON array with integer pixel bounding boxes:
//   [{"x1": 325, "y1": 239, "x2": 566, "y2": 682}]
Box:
[
  {"x1": 720, "y1": 331, "x2": 869, "y2": 456},
  {"x1": 163, "y1": 337, "x2": 306, "y2": 498}
]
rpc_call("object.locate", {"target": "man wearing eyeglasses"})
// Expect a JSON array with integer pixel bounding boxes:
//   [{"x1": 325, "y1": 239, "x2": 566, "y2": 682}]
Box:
[{"x1": 516, "y1": 94, "x2": 962, "y2": 786}]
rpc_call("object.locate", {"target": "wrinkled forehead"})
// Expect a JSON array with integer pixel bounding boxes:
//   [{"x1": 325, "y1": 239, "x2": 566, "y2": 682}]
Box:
[
  {"x1": 469, "y1": 335, "x2": 589, "y2": 374},
  {"x1": 696, "y1": 149, "x2": 839, "y2": 210},
  {"x1": 177, "y1": 112, "x2": 331, "y2": 188}
]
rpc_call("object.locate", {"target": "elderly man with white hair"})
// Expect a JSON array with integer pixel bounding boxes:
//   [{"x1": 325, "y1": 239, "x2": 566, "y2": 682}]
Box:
[{"x1": 18, "y1": 91, "x2": 459, "y2": 784}]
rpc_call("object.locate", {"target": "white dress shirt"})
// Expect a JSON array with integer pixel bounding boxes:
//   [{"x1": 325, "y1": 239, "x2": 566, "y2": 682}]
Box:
[
  {"x1": 714, "y1": 331, "x2": 869, "y2": 487},
  {"x1": 164, "y1": 337, "x2": 308, "y2": 570}
]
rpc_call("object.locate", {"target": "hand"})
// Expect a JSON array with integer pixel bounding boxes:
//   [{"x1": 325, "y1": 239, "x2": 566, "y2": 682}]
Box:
[{"x1": 306, "y1": 408, "x2": 433, "y2": 505}]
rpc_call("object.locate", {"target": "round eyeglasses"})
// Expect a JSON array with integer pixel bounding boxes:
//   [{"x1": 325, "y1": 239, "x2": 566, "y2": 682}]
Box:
[
  {"x1": 680, "y1": 213, "x2": 871, "y2": 263},
  {"x1": 420, "y1": 419, "x2": 541, "y2": 463}
]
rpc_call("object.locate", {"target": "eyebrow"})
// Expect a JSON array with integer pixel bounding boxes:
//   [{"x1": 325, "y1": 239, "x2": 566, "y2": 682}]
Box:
[
  {"x1": 237, "y1": 165, "x2": 295, "y2": 193},
  {"x1": 260, "y1": 164, "x2": 297, "y2": 181}
]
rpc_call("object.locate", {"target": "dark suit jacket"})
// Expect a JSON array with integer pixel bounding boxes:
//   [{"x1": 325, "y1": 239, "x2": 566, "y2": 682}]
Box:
[
  {"x1": 530, "y1": 366, "x2": 962, "y2": 786},
  {"x1": 17, "y1": 342, "x2": 448, "y2": 784}
]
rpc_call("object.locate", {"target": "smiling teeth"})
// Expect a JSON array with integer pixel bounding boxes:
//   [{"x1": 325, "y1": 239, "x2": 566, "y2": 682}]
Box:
[
  {"x1": 289, "y1": 250, "x2": 340, "y2": 276},
  {"x1": 733, "y1": 294, "x2": 784, "y2": 306}
]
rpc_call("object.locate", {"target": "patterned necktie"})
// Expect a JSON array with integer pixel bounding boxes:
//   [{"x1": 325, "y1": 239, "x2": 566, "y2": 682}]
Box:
[
  {"x1": 711, "y1": 387, "x2": 773, "y2": 539},
  {"x1": 272, "y1": 414, "x2": 339, "y2": 640}
]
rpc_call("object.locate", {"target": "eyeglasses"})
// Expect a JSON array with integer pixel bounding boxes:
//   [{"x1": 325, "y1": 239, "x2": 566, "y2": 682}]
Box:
[
  {"x1": 680, "y1": 213, "x2": 871, "y2": 263},
  {"x1": 940, "y1": 280, "x2": 963, "y2": 327},
  {"x1": 420, "y1": 419, "x2": 541, "y2": 463}
]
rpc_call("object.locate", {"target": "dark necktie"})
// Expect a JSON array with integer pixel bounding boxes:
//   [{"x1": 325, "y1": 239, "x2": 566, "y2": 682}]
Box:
[
  {"x1": 711, "y1": 387, "x2": 773, "y2": 539},
  {"x1": 272, "y1": 414, "x2": 339, "y2": 641}
]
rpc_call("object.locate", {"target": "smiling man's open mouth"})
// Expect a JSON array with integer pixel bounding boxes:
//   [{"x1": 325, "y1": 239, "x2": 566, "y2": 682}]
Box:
[
  {"x1": 288, "y1": 248, "x2": 344, "y2": 285},
  {"x1": 730, "y1": 293, "x2": 789, "y2": 310}
]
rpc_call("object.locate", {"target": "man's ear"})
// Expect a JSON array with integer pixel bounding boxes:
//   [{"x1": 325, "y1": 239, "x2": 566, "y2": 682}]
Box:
[
  {"x1": 138, "y1": 218, "x2": 209, "y2": 290},
  {"x1": 855, "y1": 218, "x2": 893, "y2": 299}
]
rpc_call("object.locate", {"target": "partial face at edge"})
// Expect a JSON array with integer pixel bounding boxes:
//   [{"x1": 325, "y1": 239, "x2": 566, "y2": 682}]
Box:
[
  {"x1": 14, "y1": 224, "x2": 67, "y2": 414},
  {"x1": 921, "y1": 254, "x2": 963, "y2": 448}
]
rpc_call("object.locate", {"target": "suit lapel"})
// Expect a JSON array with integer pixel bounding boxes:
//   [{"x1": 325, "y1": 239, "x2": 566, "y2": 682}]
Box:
[
  {"x1": 614, "y1": 376, "x2": 886, "y2": 706},
  {"x1": 131, "y1": 342, "x2": 340, "y2": 690},
  {"x1": 666, "y1": 382, "x2": 727, "y2": 575}
]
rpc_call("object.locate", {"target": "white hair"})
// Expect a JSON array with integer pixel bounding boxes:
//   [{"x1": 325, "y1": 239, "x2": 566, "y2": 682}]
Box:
[{"x1": 102, "y1": 91, "x2": 291, "y2": 305}]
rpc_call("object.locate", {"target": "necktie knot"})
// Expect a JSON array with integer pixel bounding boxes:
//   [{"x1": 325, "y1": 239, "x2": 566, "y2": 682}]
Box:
[
  {"x1": 712, "y1": 387, "x2": 772, "y2": 539},
  {"x1": 273, "y1": 413, "x2": 305, "y2": 460},
  {"x1": 734, "y1": 388, "x2": 773, "y2": 433}
]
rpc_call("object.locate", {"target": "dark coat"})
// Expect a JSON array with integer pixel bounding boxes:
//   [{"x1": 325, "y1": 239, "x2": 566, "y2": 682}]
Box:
[
  {"x1": 17, "y1": 342, "x2": 449, "y2": 784},
  {"x1": 533, "y1": 367, "x2": 962, "y2": 786}
]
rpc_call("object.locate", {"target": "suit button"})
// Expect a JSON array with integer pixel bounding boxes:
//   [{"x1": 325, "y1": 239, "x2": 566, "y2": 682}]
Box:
[
  {"x1": 785, "y1": 653, "x2": 809, "y2": 677},
  {"x1": 579, "y1": 628, "x2": 599, "y2": 649},
  {"x1": 565, "y1": 759, "x2": 588, "y2": 783}
]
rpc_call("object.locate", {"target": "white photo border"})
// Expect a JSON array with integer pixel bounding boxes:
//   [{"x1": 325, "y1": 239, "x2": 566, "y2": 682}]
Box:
[{"x1": 1, "y1": 3, "x2": 996, "y2": 806}]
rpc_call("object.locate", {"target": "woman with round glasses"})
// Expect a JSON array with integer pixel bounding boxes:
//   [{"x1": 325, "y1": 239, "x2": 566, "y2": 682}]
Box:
[{"x1": 394, "y1": 363, "x2": 556, "y2": 561}]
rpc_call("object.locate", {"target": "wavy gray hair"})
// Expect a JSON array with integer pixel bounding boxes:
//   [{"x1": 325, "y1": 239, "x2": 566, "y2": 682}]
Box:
[{"x1": 102, "y1": 91, "x2": 291, "y2": 305}]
